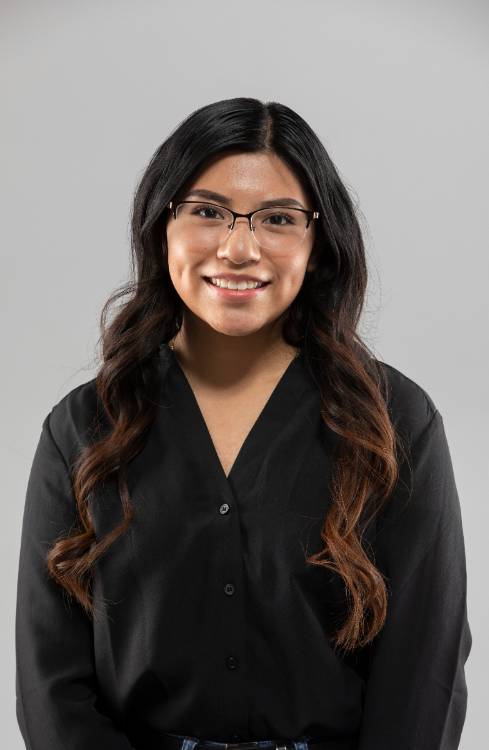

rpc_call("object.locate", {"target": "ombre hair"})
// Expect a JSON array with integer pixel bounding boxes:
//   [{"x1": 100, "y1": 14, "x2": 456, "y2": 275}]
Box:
[{"x1": 47, "y1": 97, "x2": 408, "y2": 654}]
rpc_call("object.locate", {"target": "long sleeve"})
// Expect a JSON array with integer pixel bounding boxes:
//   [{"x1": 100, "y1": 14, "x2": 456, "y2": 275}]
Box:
[
  {"x1": 357, "y1": 409, "x2": 472, "y2": 750},
  {"x1": 15, "y1": 411, "x2": 134, "y2": 750}
]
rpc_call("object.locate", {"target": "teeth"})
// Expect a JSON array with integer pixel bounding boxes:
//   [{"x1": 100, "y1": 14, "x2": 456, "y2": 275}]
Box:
[{"x1": 209, "y1": 277, "x2": 266, "y2": 290}]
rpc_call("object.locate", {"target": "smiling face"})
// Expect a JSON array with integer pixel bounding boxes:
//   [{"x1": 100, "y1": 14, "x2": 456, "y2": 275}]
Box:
[{"x1": 165, "y1": 150, "x2": 318, "y2": 342}]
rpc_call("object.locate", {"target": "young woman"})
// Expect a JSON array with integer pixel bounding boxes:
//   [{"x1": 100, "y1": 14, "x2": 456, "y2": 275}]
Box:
[{"x1": 15, "y1": 97, "x2": 471, "y2": 750}]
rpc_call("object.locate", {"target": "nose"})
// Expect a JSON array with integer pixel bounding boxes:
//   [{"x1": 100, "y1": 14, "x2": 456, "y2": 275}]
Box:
[{"x1": 217, "y1": 216, "x2": 261, "y2": 262}]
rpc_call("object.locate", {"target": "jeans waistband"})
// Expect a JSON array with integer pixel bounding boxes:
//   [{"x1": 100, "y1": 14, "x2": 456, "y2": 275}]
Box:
[{"x1": 160, "y1": 732, "x2": 358, "y2": 750}]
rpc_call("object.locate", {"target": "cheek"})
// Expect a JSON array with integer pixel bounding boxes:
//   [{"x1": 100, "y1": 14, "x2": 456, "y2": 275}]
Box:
[
  {"x1": 272, "y1": 256, "x2": 312, "y2": 308},
  {"x1": 166, "y1": 237, "x2": 205, "y2": 285},
  {"x1": 275, "y1": 252, "x2": 310, "y2": 288}
]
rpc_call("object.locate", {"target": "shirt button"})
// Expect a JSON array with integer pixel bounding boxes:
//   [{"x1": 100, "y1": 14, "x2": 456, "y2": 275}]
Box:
[
  {"x1": 219, "y1": 503, "x2": 230, "y2": 514},
  {"x1": 226, "y1": 655, "x2": 238, "y2": 670},
  {"x1": 224, "y1": 583, "x2": 235, "y2": 595}
]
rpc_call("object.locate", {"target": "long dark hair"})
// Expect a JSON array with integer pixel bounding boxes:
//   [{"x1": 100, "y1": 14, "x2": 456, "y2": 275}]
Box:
[{"x1": 47, "y1": 97, "x2": 406, "y2": 653}]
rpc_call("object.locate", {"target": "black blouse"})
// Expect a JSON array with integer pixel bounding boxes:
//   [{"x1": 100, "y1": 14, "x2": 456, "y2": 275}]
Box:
[{"x1": 15, "y1": 344, "x2": 472, "y2": 750}]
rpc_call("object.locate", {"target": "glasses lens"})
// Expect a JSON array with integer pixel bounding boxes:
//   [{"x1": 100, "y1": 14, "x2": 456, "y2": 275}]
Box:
[
  {"x1": 252, "y1": 208, "x2": 308, "y2": 252},
  {"x1": 173, "y1": 202, "x2": 309, "y2": 252},
  {"x1": 174, "y1": 202, "x2": 233, "y2": 247}
]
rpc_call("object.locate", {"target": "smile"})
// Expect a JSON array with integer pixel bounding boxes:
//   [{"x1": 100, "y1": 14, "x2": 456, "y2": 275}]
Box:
[
  {"x1": 205, "y1": 276, "x2": 269, "y2": 290},
  {"x1": 203, "y1": 276, "x2": 270, "y2": 299}
]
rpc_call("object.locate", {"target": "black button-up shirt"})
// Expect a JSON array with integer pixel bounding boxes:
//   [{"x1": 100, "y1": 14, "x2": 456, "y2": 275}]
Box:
[{"x1": 15, "y1": 344, "x2": 472, "y2": 750}]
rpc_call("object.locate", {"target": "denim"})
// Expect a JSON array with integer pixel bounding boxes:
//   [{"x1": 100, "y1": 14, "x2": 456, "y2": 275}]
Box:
[{"x1": 170, "y1": 734, "x2": 309, "y2": 750}]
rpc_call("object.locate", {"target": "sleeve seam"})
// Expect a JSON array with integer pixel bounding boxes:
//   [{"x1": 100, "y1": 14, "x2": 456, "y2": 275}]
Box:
[
  {"x1": 403, "y1": 407, "x2": 442, "y2": 475},
  {"x1": 45, "y1": 409, "x2": 73, "y2": 483},
  {"x1": 412, "y1": 406, "x2": 440, "y2": 452}
]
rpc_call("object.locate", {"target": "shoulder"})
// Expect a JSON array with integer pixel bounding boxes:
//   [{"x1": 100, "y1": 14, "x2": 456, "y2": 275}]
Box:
[
  {"x1": 44, "y1": 376, "x2": 102, "y2": 468},
  {"x1": 374, "y1": 358, "x2": 440, "y2": 445},
  {"x1": 370, "y1": 359, "x2": 458, "y2": 544},
  {"x1": 43, "y1": 348, "x2": 168, "y2": 467}
]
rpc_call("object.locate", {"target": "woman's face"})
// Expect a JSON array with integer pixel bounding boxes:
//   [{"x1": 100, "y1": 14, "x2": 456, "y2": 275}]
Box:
[{"x1": 165, "y1": 150, "x2": 317, "y2": 341}]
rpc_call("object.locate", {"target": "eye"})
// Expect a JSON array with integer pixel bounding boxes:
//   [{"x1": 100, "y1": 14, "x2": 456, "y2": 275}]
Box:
[
  {"x1": 190, "y1": 203, "x2": 225, "y2": 220},
  {"x1": 263, "y1": 212, "x2": 296, "y2": 226}
]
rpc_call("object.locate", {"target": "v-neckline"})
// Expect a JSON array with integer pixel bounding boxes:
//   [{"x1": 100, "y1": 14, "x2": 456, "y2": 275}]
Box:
[{"x1": 165, "y1": 344, "x2": 304, "y2": 490}]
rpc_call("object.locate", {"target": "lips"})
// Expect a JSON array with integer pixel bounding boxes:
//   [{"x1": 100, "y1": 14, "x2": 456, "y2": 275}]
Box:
[
  {"x1": 202, "y1": 277, "x2": 271, "y2": 298},
  {"x1": 203, "y1": 276, "x2": 270, "y2": 288}
]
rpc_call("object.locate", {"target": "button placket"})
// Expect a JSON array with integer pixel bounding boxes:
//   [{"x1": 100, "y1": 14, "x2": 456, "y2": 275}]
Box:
[
  {"x1": 226, "y1": 655, "x2": 239, "y2": 670},
  {"x1": 217, "y1": 494, "x2": 247, "y2": 732}
]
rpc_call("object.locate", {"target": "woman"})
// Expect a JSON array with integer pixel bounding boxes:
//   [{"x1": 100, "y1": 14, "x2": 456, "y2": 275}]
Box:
[{"x1": 15, "y1": 97, "x2": 471, "y2": 750}]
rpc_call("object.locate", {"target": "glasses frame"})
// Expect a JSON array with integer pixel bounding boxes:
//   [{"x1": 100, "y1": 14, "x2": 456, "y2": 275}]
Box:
[{"x1": 167, "y1": 200, "x2": 320, "y2": 249}]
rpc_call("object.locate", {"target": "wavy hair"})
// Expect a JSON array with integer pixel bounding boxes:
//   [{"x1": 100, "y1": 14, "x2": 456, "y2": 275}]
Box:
[{"x1": 47, "y1": 96, "x2": 408, "y2": 653}]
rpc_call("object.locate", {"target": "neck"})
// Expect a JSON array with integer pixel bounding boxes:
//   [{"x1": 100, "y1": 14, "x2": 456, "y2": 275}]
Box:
[{"x1": 168, "y1": 317, "x2": 300, "y2": 385}]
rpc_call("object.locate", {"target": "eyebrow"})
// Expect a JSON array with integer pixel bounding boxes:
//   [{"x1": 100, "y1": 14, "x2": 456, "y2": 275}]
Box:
[{"x1": 183, "y1": 188, "x2": 307, "y2": 210}]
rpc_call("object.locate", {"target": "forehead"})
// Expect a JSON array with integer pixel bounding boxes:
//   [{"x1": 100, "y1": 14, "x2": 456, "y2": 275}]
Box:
[{"x1": 186, "y1": 151, "x2": 310, "y2": 206}]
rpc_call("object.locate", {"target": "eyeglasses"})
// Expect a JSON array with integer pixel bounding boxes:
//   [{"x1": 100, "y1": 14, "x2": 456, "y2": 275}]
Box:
[{"x1": 166, "y1": 200, "x2": 320, "y2": 254}]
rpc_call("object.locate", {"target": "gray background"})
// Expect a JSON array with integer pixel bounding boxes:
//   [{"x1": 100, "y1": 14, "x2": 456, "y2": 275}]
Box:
[{"x1": 2, "y1": 1, "x2": 487, "y2": 747}]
